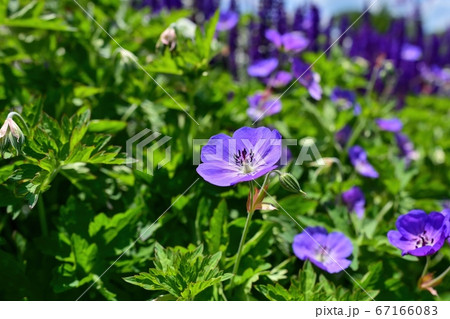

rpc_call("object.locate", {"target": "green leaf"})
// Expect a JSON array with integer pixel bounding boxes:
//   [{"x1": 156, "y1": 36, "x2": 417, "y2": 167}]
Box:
[
  {"x1": 202, "y1": 10, "x2": 220, "y2": 61},
  {"x1": 88, "y1": 120, "x2": 127, "y2": 134},
  {"x1": 204, "y1": 199, "x2": 228, "y2": 254},
  {"x1": 124, "y1": 244, "x2": 231, "y2": 300}
]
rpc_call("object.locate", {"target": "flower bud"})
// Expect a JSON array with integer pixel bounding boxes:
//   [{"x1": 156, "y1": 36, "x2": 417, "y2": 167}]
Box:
[
  {"x1": 0, "y1": 113, "x2": 26, "y2": 156},
  {"x1": 278, "y1": 172, "x2": 306, "y2": 195},
  {"x1": 158, "y1": 27, "x2": 177, "y2": 51}
]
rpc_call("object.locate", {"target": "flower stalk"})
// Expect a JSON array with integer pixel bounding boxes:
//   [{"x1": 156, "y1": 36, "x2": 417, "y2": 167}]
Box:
[{"x1": 231, "y1": 175, "x2": 272, "y2": 286}]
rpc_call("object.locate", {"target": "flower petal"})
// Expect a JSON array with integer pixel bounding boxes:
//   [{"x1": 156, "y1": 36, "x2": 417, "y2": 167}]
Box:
[
  {"x1": 196, "y1": 162, "x2": 242, "y2": 187},
  {"x1": 326, "y1": 232, "x2": 353, "y2": 259},
  {"x1": 265, "y1": 29, "x2": 282, "y2": 48},
  {"x1": 200, "y1": 133, "x2": 232, "y2": 163},
  {"x1": 247, "y1": 58, "x2": 278, "y2": 78},
  {"x1": 396, "y1": 210, "x2": 427, "y2": 239}
]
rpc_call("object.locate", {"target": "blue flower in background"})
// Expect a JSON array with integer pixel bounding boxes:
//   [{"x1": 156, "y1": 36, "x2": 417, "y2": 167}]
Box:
[
  {"x1": 388, "y1": 210, "x2": 448, "y2": 256},
  {"x1": 342, "y1": 186, "x2": 365, "y2": 219},
  {"x1": 395, "y1": 132, "x2": 418, "y2": 164},
  {"x1": 217, "y1": 11, "x2": 239, "y2": 32},
  {"x1": 197, "y1": 127, "x2": 282, "y2": 187},
  {"x1": 401, "y1": 43, "x2": 423, "y2": 62},
  {"x1": 348, "y1": 145, "x2": 379, "y2": 178},
  {"x1": 265, "y1": 29, "x2": 309, "y2": 53},
  {"x1": 293, "y1": 226, "x2": 353, "y2": 274},
  {"x1": 376, "y1": 118, "x2": 403, "y2": 132},
  {"x1": 267, "y1": 71, "x2": 293, "y2": 88},
  {"x1": 335, "y1": 125, "x2": 352, "y2": 147},
  {"x1": 292, "y1": 59, "x2": 322, "y2": 100},
  {"x1": 247, "y1": 92, "x2": 282, "y2": 121},
  {"x1": 248, "y1": 58, "x2": 279, "y2": 78},
  {"x1": 330, "y1": 87, "x2": 361, "y2": 115}
]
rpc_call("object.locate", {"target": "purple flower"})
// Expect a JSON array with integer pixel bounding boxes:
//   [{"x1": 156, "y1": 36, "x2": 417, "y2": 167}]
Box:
[
  {"x1": 247, "y1": 92, "x2": 282, "y2": 121},
  {"x1": 348, "y1": 145, "x2": 379, "y2": 179},
  {"x1": 342, "y1": 186, "x2": 365, "y2": 219},
  {"x1": 335, "y1": 125, "x2": 352, "y2": 147},
  {"x1": 265, "y1": 29, "x2": 309, "y2": 53},
  {"x1": 196, "y1": 127, "x2": 282, "y2": 187},
  {"x1": 375, "y1": 118, "x2": 403, "y2": 132},
  {"x1": 330, "y1": 88, "x2": 361, "y2": 115},
  {"x1": 267, "y1": 71, "x2": 293, "y2": 88},
  {"x1": 217, "y1": 11, "x2": 239, "y2": 32},
  {"x1": 248, "y1": 58, "x2": 279, "y2": 78},
  {"x1": 401, "y1": 43, "x2": 422, "y2": 62},
  {"x1": 292, "y1": 59, "x2": 322, "y2": 101},
  {"x1": 388, "y1": 210, "x2": 448, "y2": 256},
  {"x1": 419, "y1": 64, "x2": 450, "y2": 87},
  {"x1": 395, "y1": 132, "x2": 418, "y2": 164},
  {"x1": 293, "y1": 227, "x2": 353, "y2": 274}
]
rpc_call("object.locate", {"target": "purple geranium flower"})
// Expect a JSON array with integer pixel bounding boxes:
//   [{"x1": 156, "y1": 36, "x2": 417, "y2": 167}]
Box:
[
  {"x1": 388, "y1": 210, "x2": 448, "y2": 256},
  {"x1": 330, "y1": 87, "x2": 361, "y2": 115},
  {"x1": 395, "y1": 132, "x2": 418, "y2": 165},
  {"x1": 335, "y1": 125, "x2": 352, "y2": 147},
  {"x1": 267, "y1": 71, "x2": 293, "y2": 88},
  {"x1": 265, "y1": 29, "x2": 309, "y2": 53},
  {"x1": 342, "y1": 186, "x2": 365, "y2": 218},
  {"x1": 216, "y1": 11, "x2": 239, "y2": 32},
  {"x1": 292, "y1": 59, "x2": 322, "y2": 100},
  {"x1": 247, "y1": 92, "x2": 282, "y2": 121},
  {"x1": 293, "y1": 227, "x2": 353, "y2": 274},
  {"x1": 419, "y1": 64, "x2": 450, "y2": 86},
  {"x1": 196, "y1": 127, "x2": 282, "y2": 187},
  {"x1": 348, "y1": 145, "x2": 379, "y2": 178},
  {"x1": 401, "y1": 43, "x2": 422, "y2": 62},
  {"x1": 248, "y1": 58, "x2": 279, "y2": 78},
  {"x1": 376, "y1": 118, "x2": 403, "y2": 132}
]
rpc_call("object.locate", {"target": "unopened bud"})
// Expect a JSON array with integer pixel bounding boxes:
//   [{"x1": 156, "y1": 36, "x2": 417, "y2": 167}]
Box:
[
  {"x1": 0, "y1": 112, "x2": 27, "y2": 156},
  {"x1": 158, "y1": 27, "x2": 177, "y2": 51},
  {"x1": 277, "y1": 171, "x2": 306, "y2": 195}
]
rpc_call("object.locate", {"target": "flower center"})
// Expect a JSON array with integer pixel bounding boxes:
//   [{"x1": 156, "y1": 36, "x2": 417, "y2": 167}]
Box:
[
  {"x1": 233, "y1": 148, "x2": 255, "y2": 174},
  {"x1": 316, "y1": 247, "x2": 328, "y2": 262},
  {"x1": 415, "y1": 231, "x2": 435, "y2": 249}
]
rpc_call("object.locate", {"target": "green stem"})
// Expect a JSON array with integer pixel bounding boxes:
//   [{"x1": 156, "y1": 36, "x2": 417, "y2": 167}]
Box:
[
  {"x1": 422, "y1": 265, "x2": 450, "y2": 289},
  {"x1": 365, "y1": 64, "x2": 380, "y2": 104},
  {"x1": 421, "y1": 256, "x2": 431, "y2": 279},
  {"x1": 231, "y1": 210, "x2": 254, "y2": 281},
  {"x1": 231, "y1": 181, "x2": 256, "y2": 287},
  {"x1": 38, "y1": 196, "x2": 48, "y2": 236}
]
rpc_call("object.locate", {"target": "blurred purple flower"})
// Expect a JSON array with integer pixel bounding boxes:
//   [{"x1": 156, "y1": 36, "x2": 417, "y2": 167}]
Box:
[
  {"x1": 348, "y1": 145, "x2": 379, "y2": 179},
  {"x1": 376, "y1": 118, "x2": 403, "y2": 132},
  {"x1": 395, "y1": 132, "x2": 418, "y2": 165},
  {"x1": 293, "y1": 226, "x2": 353, "y2": 274},
  {"x1": 335, "y1": 125, "x2": 352, "y2": 147},
  {"x1": 420, "y1": 64, "x2": 450, "y2": 87},
  {"x1": 217, "y1": 11, "x2": 239, "y2": 32},
  {"x1": 292, "y1": 59, "x2": 322, "y2": 100},
  {"x1": 388, "y1": 210, "x2": 447, "y2": 256},
  {"x1": 330, "y1": 88, "x2": 361, "y2": 115},
  {"x1": 265, "y1": 29, "x2": 309, "y2": 53},
  {"x1": 305, "y1": 5, "x2": 320, "y2": 51},
  {"x1": 342, "y1": 186, "x2": 365, "y2": 219},
  {"x1": 267, "y1": 71, "x2": 293, "y2": 88},
  {"x1": 401, "y1": 43, "x2": 422, "y2": 61},
  {"x1": 248, "y1": 58, "x2": 279, "y2": 78},
  {"x1": 196, "y1": 127, "x2": 282, "y2": 187},
  {"x1": 247, "y1": 92, "x2": 282, "y2": 121}
]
